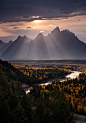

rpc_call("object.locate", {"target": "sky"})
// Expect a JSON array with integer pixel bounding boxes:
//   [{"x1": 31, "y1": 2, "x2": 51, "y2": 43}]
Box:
[{"x1": 0, "y1": 0, "x2": 86, "y2": 43}]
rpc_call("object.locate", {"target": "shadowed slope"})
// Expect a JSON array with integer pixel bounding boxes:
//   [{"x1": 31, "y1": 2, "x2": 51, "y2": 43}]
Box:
[
  {"x1": 0, "y1": 26, "x2": 86, "y2": 60},
  {"x1": 0, "y1": 41, "x2": 13, "y2": 56},
  {"x1": 1, "y1": 36, "x2": 31, "y2": 59},
  {"x1": 0, "y1": 40, "x2": 6, "y2": 48}
]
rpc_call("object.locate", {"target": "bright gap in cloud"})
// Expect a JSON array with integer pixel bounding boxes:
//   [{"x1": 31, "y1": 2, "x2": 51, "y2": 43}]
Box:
[{"x1": 33, "y1": 20, "x2": 42, "y2": 23}]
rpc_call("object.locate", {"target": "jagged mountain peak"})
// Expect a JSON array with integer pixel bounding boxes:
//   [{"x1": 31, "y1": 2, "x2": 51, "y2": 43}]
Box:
[
  {"x1": 35, "y1": 33, "x2": 44, "y2": 41},
  {"x1": 0, "y1": 26, "x2": 86, "y2": 60},
  {"x1": 51, "y1": 26, "x2": 60, "y2": 35},
  {"x1": 23, "y1": 35, "x2": 28, "y2": 40},
  {"x1": 17, "y1": 35, "x2": 21, "y2": 39},
  {"x1": 24, "y1": 35, "x2": 26, "y2": 37},
  {"x1": 15, "y1": 35, "x2": 31, "y2": 43},
  {"x1": 9, "y1": 40, "x2": 13, "y2": 43},
  {"x1": 17, "y1": 35, "x2": 25, "y2": 39},
  {"x1": 37, "y1": 33, "x2": 44, "y2": 38},
  {"x1": 61, "y1": 29, "x2": 75, "y2": 36}
]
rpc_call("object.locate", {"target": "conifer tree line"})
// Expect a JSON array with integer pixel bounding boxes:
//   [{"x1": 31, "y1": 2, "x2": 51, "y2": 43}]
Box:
[{"x1": 0, "y1": 67, "x2": 75, "y2": 123}]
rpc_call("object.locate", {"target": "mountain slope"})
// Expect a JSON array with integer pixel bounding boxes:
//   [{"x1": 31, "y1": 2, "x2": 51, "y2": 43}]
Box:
[
  {"x1": 0, "y1": 40, "x2": 6, "y2": 48},
  {"x1": 0, "y1": 59, "x2": 31, "y2": 85},
  {"x1": 1, "y1": 36, "x2": 31, "y2": 59},
  {"x1": 58, "y1": 29, "x2": 86, "y2": 59},
  {"x1": 0, "y1": 27, "x2": 86, "y2": 59},
  {"x1": 0, "y1": 41, "x2": 13, "y2": 56}
]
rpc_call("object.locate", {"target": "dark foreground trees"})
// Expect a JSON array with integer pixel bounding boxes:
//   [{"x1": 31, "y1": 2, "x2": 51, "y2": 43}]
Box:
[
  {"x1": 35, "y1": 85, "x2": 75, "y2": 123},
  {"x1": 0, "y1": 68, "x2": 34, "y2": 123},
  {"x1": 0, "y1": 68, "x2": 75, "y2": 123}
]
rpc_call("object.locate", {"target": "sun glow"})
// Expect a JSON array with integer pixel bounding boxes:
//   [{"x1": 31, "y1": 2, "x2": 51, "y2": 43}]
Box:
[{"x1": 33, "y1": 20, "x2": 41, "y2": 23}]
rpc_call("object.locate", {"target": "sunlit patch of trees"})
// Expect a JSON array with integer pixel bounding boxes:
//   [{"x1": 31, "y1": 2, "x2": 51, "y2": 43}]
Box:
[
  {"x1": 28, "y1": 70, "x2": 86, "y2": 116},
  {"x1": 54, "y1": 71, "x2": 86, "y2": 115},
  {"x1": 57, "y1": 80, "x2": 86, "y2": 115},
  {"x1": 13, "y1": 64, "x2": 76, "y2": 85}
]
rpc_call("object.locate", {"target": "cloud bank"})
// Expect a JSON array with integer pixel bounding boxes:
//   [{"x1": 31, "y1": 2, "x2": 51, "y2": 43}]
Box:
[{"x1": 0, "y1": 0, "x2": 86, "y2": 22}]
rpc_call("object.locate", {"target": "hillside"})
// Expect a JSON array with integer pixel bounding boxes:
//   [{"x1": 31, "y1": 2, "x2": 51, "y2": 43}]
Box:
[
  {"x1": 0, "y1": 64, "x2": 75, "y2": 123},
  {"x1": 0, "y1": 59, "x2": 30, "y2": 85},
  {"x1": 0, "y1": 59, "x2": 75, "y2": 86}
]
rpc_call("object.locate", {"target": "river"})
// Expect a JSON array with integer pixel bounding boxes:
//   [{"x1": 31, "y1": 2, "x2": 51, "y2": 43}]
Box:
[
  {"x1": 76, "y1": 119, "x2": 86, "y2": 123},
  {"x1": 66, "y1": 71, "x2": 81, "y2": 79},
  {"x1": 24, "y1": 71, "x2": 86, "y2": 123},
  {"x1": 24, "y1": 71, "x2": 81, "y2": 94}
]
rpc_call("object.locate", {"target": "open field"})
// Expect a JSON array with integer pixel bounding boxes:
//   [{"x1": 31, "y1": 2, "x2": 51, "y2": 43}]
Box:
[{"x1": 8, "y1": 59, "x2": 86, "y2": 71}]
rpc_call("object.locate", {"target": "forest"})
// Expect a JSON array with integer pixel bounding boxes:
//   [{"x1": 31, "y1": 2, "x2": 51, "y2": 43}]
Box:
[
  {"x1": 0, "y1": 59, "x2": 76, "y2": 85},
  {"x1": 0, "y1": 59, "x2": 76, "y2": 123},
  {"x1": 13, "y1": 63, "x2": 77, "y2": 85},
  {"x1": 28, "y1": 70, "x2": 86, "y2": 117}
]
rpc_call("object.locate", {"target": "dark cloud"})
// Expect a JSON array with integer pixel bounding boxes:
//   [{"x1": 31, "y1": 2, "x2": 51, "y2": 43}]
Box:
[
  {"x1": 9, "y1": 24, "x2": 17, "y2": 26},
  {"x1": 13, "y1": 27, "x2": 18, "y2": 29},
  {"x1": 0, "y1": 0, "x2": 86, "y2": 22},
  {"x1": 8, "y1": 23, "x2": 24, "y2": 27},
  {"x1": 27, "y1": 27, "x2": 32, "y2": 29}
]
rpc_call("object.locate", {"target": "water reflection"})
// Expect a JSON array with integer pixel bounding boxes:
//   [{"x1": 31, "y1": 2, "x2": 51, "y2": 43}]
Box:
[
  {"x1": 76, "y1": 119, "x2": 86, "y2": 123},
  {"x1": 66, "y1": 71, "x2": 81, "y2": 79},
  {"x1": 24, "y1": 71, "x2": 81, "y2": 94}
]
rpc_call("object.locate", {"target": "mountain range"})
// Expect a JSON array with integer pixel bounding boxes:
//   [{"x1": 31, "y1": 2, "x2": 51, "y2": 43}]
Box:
[{"x1": 0, "y1": 27, "x2": 86, "y2": 60}]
